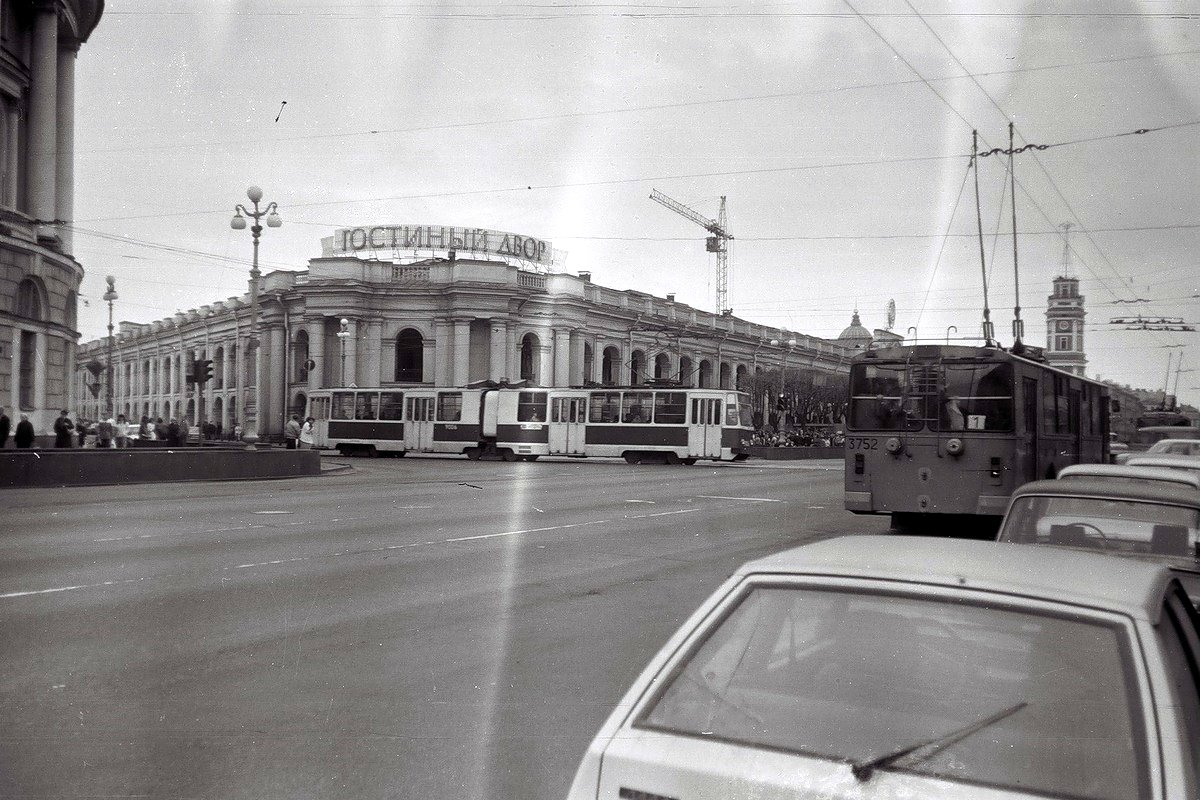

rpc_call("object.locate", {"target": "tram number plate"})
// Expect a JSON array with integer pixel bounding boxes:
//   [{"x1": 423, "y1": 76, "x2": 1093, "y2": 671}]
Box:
[{"x1": 846, "y1": 437, "x2": 879, "y2": 451}]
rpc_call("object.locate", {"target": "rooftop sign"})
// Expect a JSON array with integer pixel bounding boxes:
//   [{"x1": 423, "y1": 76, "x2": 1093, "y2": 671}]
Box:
[{"x1": 322, "y1": 225, "x2": 553, "y2": 265}]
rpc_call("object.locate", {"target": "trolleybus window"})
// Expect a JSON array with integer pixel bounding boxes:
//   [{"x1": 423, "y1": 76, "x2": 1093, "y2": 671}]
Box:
[
  {"x1": 589, "y1": 392, "x2": 621, "y2": 423},
  {"x1": 517, "y1": 392, "x2": 547, "y2": 422},
  {"x1": 850, "y1": 361, "x2": 1012, "y2": 432},
  {"x1": 332, "y1": 392, "x2": 355, "y2": 420},
  {"x1": 437, "y1": 392, "x2": 462, "y2": 422},
  {"x1": 355, "y1": 392, "x2": 378, "y2": 420},
  {"x1": 379, "y1": 392, "x2": 404, "y2": 421},
  {"x1": 942, "y1": 362, "x2": 1013, "y2": 431},
  {"x1": 653, "y1": 392, "x2": 686, "y2": 425},
  {"x1": 622, "y1": 392, "x2": 652, "y2": 423},
  {"x1": 849, "y1": 364, "x2": 918, "y2": 431}
]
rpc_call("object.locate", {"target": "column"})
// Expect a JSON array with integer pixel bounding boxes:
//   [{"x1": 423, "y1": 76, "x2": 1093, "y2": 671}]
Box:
[
  {"x1": 619, "y1": 343, "x2": 632, "y2": 386},
  {"x1": 489, "y1": 320, "x2": 508, "y2": 382},
  {"x1": 364, "y1": 318, "x2": 383, "y2": 386},
  {"x1": 433, "y1": 319, "x2": 451, "y2": 385},
  {"x1": 55, "y1": 43, "x2": 77, "y2": 253},
  {"x1": 220, "y1": 343, "x2": 232, "y2": 396},
  {"x1": 537, "y1": 334, "x2": 554, "y2": 388},
  {"x1": 268, "y1": 324, "x2": 286, "y2": 434},
  {"x1": 306, "y1": 319, "x2": 325, "y2": 391},
  {"x1": 506, "y1": 326, "x2": 518, "y2": 385},
  {"x1": 27, "y1": 3, "x2": 58, "y2": 231},
  {"x1": 570, "y1": 332, "x2": 586, "y2": 386},
  {"x1": 553, "y1": 326, "x2": 571, "y2": 387},
  {"x1": 65, "y1": 337, "x2": 76, "y2": 414},
  {"x1": 9, "y1": 327, "x2": 18, "y2": 410},
  {"x1": 421, "y1": 336, "x2": 435, "y2": 384},
  {"x1": 452, "y1": 319, "x2": 471, "y2": 386},
  {"x1": 33, "y1": 332, "x2": 46, "y2": 418}
]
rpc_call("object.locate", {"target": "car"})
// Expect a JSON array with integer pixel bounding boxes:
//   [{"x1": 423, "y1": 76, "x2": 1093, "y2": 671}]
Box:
[
  {"x1": 1056, "y1": 462, "x2": 1200, "y2": 491},
  {"x1": 996, "y1": 477, "x2": 1200, "y2": 603},
  {"x1": 1128, "y1": 453, "x2": 1200, "y2": 476},
  {"x1": 1117, "y1": 436, "x2": 1200, "y2": 464},
  {"x1": 566, "y1": 536, "x2": 1200, "y2": 800}
]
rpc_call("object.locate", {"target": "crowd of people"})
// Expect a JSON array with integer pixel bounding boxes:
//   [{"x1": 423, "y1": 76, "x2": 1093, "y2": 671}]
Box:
[
  {"x1": 0, "y1": 407, "x2": 315, "y2": 449},
  {"x1": 749, "y1": 426, "x2": 845, "y2": 448}
]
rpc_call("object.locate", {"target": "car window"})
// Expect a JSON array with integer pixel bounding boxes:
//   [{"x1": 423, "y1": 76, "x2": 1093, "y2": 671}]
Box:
[
  {"x1": 638, "y1": 586, "x2": 1147, "y2": 800},
  {"x1": 999, "y1": 495, "x2": 1200, "y2": 557}
]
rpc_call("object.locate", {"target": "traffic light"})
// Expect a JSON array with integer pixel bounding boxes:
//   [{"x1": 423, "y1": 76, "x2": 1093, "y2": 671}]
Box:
[
  {"x1": 200, "y1": 359, "x2": 214, "y2": 383},
  {"x1": 187, "y1": 360, "x2": 199, "y2": 384}
]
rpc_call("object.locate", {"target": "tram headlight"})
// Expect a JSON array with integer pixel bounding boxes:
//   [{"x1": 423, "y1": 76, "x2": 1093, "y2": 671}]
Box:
[
  {"x1": 945, "y1": 437, "x2": 964, "y2": 456},
  {"x1": 885, "y1": 437, "x2": 903, "y2": 455}
]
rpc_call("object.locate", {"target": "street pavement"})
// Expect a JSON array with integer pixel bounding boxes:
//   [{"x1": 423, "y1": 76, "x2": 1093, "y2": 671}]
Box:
[{"x1": 1, "y1": 455, "x2": 888, "y2": 800}]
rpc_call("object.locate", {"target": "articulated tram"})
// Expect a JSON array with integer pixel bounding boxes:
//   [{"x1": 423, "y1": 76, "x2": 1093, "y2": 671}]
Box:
[{"x1": 307, "y1": 385, "x2": 753, "y2": 464}]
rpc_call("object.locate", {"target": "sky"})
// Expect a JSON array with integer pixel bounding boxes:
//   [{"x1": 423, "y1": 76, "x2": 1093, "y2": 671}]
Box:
[{"x1": 70, "y1": 0, "x2": 1200, "y2": 406}]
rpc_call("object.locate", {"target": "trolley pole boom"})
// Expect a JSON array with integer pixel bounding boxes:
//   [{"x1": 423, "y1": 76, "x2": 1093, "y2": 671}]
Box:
[{"x1": 650, "y1": 189, "x2": 733, "y2": 315}]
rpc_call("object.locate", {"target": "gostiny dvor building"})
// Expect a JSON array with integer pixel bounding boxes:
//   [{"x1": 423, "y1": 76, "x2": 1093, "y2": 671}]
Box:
[{"x1": 76, "y1": 224, "x2": 856, "y2": 439}]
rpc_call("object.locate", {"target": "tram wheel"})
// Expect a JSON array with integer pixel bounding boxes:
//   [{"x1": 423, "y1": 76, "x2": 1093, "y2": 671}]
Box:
[
  {"x1": 465, "y1": 447, "x2": 482, "y2": 460},
  {"x1": 623, "y1": 453, "x2": 641, "y2": 465},
  {"x1": 501, "y1": 449, "x2": 519, "y2": 462},
  {"x1": 365, "y1": 446, "x2": 378, "y2": 458},
  {"x1": 681, "y1": 458, "x2": 697, "y2": 466},
  {"x1": 521, "y1": 455, "x2": 539, "y2": 462}
]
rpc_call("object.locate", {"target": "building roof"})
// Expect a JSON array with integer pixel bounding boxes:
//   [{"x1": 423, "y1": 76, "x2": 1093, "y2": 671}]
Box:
[
  {"x1": 836, "y1": 311, "x2": 873, "y2": 346},
  {"x1": 737, "y1": 534, "x2": 1175, "y2": 623}
]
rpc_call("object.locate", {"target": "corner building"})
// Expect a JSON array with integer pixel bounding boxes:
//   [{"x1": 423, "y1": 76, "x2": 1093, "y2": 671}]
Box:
[
  {"x1": 0, "y1": 1, "x2": 103, "y2": 431},
  {"x1": 77, "y1": 240, "x2": 854, "y2": 438}
]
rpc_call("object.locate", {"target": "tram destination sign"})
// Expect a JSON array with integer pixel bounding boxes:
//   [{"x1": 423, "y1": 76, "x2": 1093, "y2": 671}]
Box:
[{"x1": 323, "y1": 225, "x2": 553, "y2": 265}]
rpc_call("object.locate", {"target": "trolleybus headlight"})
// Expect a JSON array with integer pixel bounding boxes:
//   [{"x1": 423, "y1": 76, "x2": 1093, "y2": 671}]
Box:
[
  {"x1": 885, "y1": 437, "x2": 903, "y2": 455},
  {"x1": 945, "y1": 437, "x2": 964, "y2": 456}
]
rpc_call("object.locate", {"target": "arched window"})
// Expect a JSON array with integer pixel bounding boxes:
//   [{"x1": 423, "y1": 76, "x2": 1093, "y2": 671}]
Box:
[
  {"x1": 395, "y1": 328, "x2": 424, "y2": 382},
  {"x1": 736, "y1": 364, "x2": 749, "y2": 390},
  {"x1": 520, "y1": 333, "x2": 540, "y2": 383},
  {"x1": 602, "y1": 346, "x2": 619, "y2": 385},
  {"x1": 293, "y1": 331, "x2": 309, "y2": 382},
  {"x1": 654, "y1": 353, "x2": 671, "y2": 380},
  {"x1": 698, "y1": 359, "x2": 713, "y2": 389},
  {"x1": 16, "y1": 278, "x2": 43, "y2": 320},
  {"x1": 293, "y1": 391, "x2": 307, "y2": 417},
  {"x1": 720, "y1": 362, "x2": 732, "y2": 389},
  {"x1": 212, "y1": 347, "x2": 224, "y2": 389},
  {"x1": 678, "y1": 356, "x2": 694, "y2": 387},
  {"x1": 630, "y1": 350, "x2": 646, "y2": 385}
]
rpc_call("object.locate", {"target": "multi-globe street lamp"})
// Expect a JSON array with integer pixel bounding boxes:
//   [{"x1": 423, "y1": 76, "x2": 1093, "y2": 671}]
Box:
[
  {"x1": 336, "y1": 318, "x2": 351, "y2": 386},
  {"x1": 770, "y1": 336, "x2": 798, "y2": 426},
  {"x1": 102, "y1": 275, "x2": 118, "y2": 419},
  {"x1": 230, "y1": 186, "x2": 281, "y2": 447}
]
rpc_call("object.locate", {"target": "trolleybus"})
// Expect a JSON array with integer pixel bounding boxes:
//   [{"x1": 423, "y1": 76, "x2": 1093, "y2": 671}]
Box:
[
  {"x1": 844, "y1": 344, "x2": 1110, "y2": 523},
  {"x1": 307, "y1": 385, "x2": 753, "y2": 463}
]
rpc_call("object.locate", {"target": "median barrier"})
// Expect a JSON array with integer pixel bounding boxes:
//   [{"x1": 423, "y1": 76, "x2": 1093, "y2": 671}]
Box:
[
  {"x1": 745, "y1": 446, "x2": 844, "y2": 460},
  {"x1": 0, "y1": 447, "x2": 322, "y2": 488}
]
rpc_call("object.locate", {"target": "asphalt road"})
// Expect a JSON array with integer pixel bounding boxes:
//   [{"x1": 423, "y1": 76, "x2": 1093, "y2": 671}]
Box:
[{"x1": 1, "y1": 455, "x2": 889, "y2": 800}]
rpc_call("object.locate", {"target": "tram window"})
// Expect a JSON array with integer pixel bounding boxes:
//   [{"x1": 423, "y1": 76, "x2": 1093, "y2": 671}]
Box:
[
  {"x1": 941, "y1": 362, "x2": 1013, "y2": 431},
  {"x1": 437, "y1": 392, "x2": 463, "y2": 422},
  {"x1": 654, "y1": 392, "x2": 686, "y2": 425},
  {"x1": 379, "y1": 392, "x2": 404, "y2": 421},
  {"x1": 623, "y1": 392, "x2": 653, "y2": 423},
  {"x1": 312, "y1": 397, "x2": 331, "y2": 420},
  {"x1": 517, "y1": 392, "x2": 547, "y2": 422},
  {"x1": 332, "y1": 392, "x2": 354, "y2": 420},
  {"x1": 590, "y1": 392, "x2": 621, "y2": 423},
  {"x1": 355, "y1": 392, "x2": 378, "y2": 420}
]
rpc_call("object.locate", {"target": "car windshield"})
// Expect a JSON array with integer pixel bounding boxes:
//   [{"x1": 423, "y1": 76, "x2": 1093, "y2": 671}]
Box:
[
  {"x1": 999, "y1": 495, "x2": 1200, "y2": 559},
  {"x1": 638, "y1": 586, "x2": 1146, "y2": 799},
  {"x1": 1148, "y1": 440, "x2": 1200, "y2": 456}
]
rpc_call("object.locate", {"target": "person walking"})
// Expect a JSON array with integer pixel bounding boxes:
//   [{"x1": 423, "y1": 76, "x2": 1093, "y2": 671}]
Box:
[
  {"x1": 53, "y1": 409, "x2": 74, "y2": 448},
  {"x1": 76, "y1": 420, "x2": 88, "y2": 448},
  {"x1": 139, "y1": 416, "x2": 152, "y2": 442},
  {"x1": 96, "y1": 417, "x2": 114, "y2": 449},
  {"x1": 14, "y1": 413, "x2": 34, "y2": 448},
  {"x1": 115, "y1": 414, "x2": 130, "y2": 448},
  {"x1": 167, "y1": 418, "x2": 182, "y2": 447},
  {"x1": 284, "y1": 414, "x2": 301, "y2": 449},
  {"x1": 232, "y1": 422, "x2": 243, "y2": 442},
  {"x1": 300, "y1": 416, "x2": 315, "y2": 449},
  {"x1": 154, "y1": 417, "x2": 168, "y2": 442},
  {"x1": 0, "y1": 406, "x2": 9, "y2": 449}
]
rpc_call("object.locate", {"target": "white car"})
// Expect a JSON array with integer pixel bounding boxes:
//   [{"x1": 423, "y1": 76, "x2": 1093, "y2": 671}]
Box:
[
  {"x1": 567, "y1": 536, "x2": 1200, "y2": 800},
  {"x1": 1117, "y1": 436, "x2": 1200, "y2": 464},
  {"x1": 1057, "y1": 462, "x2": 1200, "y2": 491}
]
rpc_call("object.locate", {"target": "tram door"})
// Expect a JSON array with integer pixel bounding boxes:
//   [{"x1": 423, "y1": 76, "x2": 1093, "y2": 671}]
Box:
[
  {"x1": 404, "y1": 395, "x2": 436, "y2": 452},
  {"x1": 689, "y1": 396, "x2": 723, "y2": 458},
  {"x1": 549, "y1": 394, "x2": 588, "y2": 455}
]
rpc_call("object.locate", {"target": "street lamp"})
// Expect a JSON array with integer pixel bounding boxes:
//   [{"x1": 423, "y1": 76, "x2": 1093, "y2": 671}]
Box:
[
  {"x1": 770, "y1": 336, "x2": 798, "y2": 428},
  {"x1": 336, "y1": 318, "x2": 351, "y2": 386},
  {"x1": 103, "y1": 275, "x2": 118, "y2": 419},
  {"x1": 230, "y1": 186, "x2": 281, "y2": 447}
]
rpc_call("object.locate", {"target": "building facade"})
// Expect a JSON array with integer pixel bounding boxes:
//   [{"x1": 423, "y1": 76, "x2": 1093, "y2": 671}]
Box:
[
  {"x1": 0, "y1": 0, "x2": 103, "y2": 432},
  {"x1": 1045, "y1": 275, "x2": 1087, "y2": 376},
  {"x1": 76, "y1": 245, "x2": 854, "y2": 438}
]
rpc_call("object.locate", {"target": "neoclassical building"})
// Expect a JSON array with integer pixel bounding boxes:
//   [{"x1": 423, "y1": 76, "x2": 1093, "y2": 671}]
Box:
[
  {"x1": 76, "y1": 230, "x2": 855, "y2": 438},
  {"x1": 0, "y1": 0, "x2": 103, "y2": 431}
]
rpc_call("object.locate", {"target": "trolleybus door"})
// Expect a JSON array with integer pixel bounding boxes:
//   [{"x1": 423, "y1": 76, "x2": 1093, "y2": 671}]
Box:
[
  {"x1": 404, "y1": 395, "x2": 435, "y2": 452},
  {"x1": 549, "y1": 394, "x2": 588, "y2": 455},
  {"x1": 688, "y1": 396, "x2": 723, "y2": 458}
]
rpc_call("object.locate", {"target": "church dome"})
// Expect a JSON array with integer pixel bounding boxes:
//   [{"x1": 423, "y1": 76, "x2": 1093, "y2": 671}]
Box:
[{"x1": 837, "y1": 311, "x2": 873, "y2": 349}]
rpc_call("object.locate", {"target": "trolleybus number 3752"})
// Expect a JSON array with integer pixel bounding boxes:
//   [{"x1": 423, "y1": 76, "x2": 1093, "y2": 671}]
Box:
[{"x1": 846, "y1": 437, "x2": 880, "y2": 450}]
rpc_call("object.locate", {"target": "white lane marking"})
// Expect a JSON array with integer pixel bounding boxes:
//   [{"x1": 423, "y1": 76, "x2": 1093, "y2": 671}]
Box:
[
  {"x1": 252, "y1": 511, "x2": 293, "y2": 515},
  {"x1": 627, "y1": 508, "x2": 702, "y2": 519},
  {"x1": 444, "y1": 519, "x2": 611, "y2": 544},
  {"x1": 95, "y1": 524, "x2": 266, "y2": 543},
  {"x1": 0, "y1": 576, "x2": 149, "y2": 599},
  {"x1": 625, "y1": 499, "x2": 656, "y2": 504},
  {"x1": 696, "y1": 495, "x2": 782, "y2": 503}
]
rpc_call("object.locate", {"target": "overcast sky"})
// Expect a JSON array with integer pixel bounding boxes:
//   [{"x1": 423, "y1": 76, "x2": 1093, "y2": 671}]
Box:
[{"x1": 71, "y1": 0, "x2": 1200, "y2": 404}]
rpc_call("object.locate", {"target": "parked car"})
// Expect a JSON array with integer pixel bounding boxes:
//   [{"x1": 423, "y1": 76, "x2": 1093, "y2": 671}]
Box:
[
  {"x1": 566, "y1": 536, "x2": 1200, "y2": 800},
  {"x1": 996, "y1": 477, "x2": 1200, "y2": 603},
  {"x1": 1109, "y1": 433, "x2": 1130, "y2": 463},
  {"x1": 1128, "y1": 453, "x2": 1200, "y2": 477},
  {"x1": 1117, "y1": 436, "x2": 1200, "y2": 464},
  {"x1": 1056, "y1": 462, "x2": 1200, "y2": 491}
]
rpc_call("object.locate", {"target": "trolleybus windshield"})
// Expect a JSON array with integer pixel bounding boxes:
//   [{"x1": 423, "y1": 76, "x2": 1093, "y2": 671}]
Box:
[{"x1": 850, "y1": 360, "x2": 1013, "y2": 432}]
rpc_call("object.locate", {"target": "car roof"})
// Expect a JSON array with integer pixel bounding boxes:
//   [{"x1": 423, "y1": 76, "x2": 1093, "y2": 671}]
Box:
[
  {"x1": 1057, "y1": 463, "x2": 1200, "y2": 487},
  {"x1": 1010, "y1": 477, "x2": 1200, "y2": 507},
  {"x1": 1151, "y1": 438, "x2": 1200, "y2": 446},
  {"x1": 1128, "y1": 454, "x2": 1200, "y2": 469},
  {"x1": 739, "y1": 535, "x2": 1174, "y2": 623}
]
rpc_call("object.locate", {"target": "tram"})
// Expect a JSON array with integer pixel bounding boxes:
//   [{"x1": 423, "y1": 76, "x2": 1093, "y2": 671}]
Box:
[
  {"x1": 307, "y1": 385, "x2": 753, "y2": 463},
  {"x1": 844, "y1": 343, "x2": 1110, "y2": 522}
]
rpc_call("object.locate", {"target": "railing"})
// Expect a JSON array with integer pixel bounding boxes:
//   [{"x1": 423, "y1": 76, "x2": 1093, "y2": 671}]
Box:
[
  {"x1": 517, "y1": 272, "x2": 546, "y2": 291},
  {"x1": 392, "y1": 265, "x2": 430, "y2": 283}
]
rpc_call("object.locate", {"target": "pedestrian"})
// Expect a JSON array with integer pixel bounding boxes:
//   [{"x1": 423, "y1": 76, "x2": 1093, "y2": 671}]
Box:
[
  {"x1": 0, "y1": 406, "x2": 10, "y2": 449},
  {"x1": 167, "y1": 418, "x2": 182, "y2": 447},
  {"x1": 300, "y1": 416, "x2": 315, "y2": 449},
  {"x1": 115, "y1": 414, "x2": 130, "y2": 448},
  {"x1": 14, "y1": 413, "x2": 34, "y2": 448},
  {"x1": 139, "y1": 416, "x2": 152, "y2": 442},
  {"x1": 284, "y1": 414, "x2": 301, "y2": 449},
  {"x1": 53, "y1": 409, "x2": 74, "y2": 448},
  {"x1": 76, "y1": 420, "x2": 87, "y2": 447},
  {"x1": 97, "y1": 417, "x2": 114, "y2": 449},
  {"x1": 155, "y1": 417, "x2": 168, "y2": 441},
  {"x1": 233, "y1": 422, "x2": 243, "y2": 442}
]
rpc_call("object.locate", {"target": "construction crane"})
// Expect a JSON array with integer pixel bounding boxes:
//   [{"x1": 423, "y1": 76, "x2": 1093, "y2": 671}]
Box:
[{"x1": 650, "y1": 189, "x2": 733, "y2": 315}]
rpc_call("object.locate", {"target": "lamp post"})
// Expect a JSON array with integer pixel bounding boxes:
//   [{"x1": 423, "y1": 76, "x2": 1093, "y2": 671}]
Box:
[
  {"x1": 336, "y1": 318, "x2": 351, "y2": 386},
  {"x1": 770, "y1": 336, "x2": 798, "y2": 428},
  {"x1": 103, "y1": 275, "x2": 118, "y2": 419},
  {"x1": 230, "y1": 186, "x2": 281, "y2": 447}
]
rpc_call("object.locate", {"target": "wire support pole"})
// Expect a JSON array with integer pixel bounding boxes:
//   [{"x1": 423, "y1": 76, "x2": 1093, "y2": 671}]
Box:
[
  {"x1": 1009, "y1": 122, "x2": 1024, "y2": 345},
  {"x1": 972, "y1": 130, "x2": 994, "y2": 346}
]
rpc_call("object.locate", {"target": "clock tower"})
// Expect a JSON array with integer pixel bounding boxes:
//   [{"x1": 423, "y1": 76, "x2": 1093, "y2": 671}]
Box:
[{"x1": 1045, "y1": 276, "x2": 1087, "y2": 376}]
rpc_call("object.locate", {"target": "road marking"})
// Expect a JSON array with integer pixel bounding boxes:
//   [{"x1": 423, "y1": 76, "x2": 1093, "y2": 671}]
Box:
[
  {"x1": 0, "y1": 576, "x2": 149, "y2": 599},
  {"x1": 252, "y1": 511, "x2": 293, "y2": 515},
  {"x1": 625, "y1": 499, "x2": 656, "y2": 504},
  {"x1": 628, "y1": 508, "x2": 702, "y2": 519},
  {"x1": 444, "y1": 519, "x2": 611, "y2": 543},
  {"x1": 696, "y1": 495, "x2": 781, "y2": 502}
]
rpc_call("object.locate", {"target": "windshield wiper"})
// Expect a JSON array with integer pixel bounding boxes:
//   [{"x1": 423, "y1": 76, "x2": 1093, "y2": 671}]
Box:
[{"x1": 849, "y1": 700, "x2": 1027, "y2": 782}]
